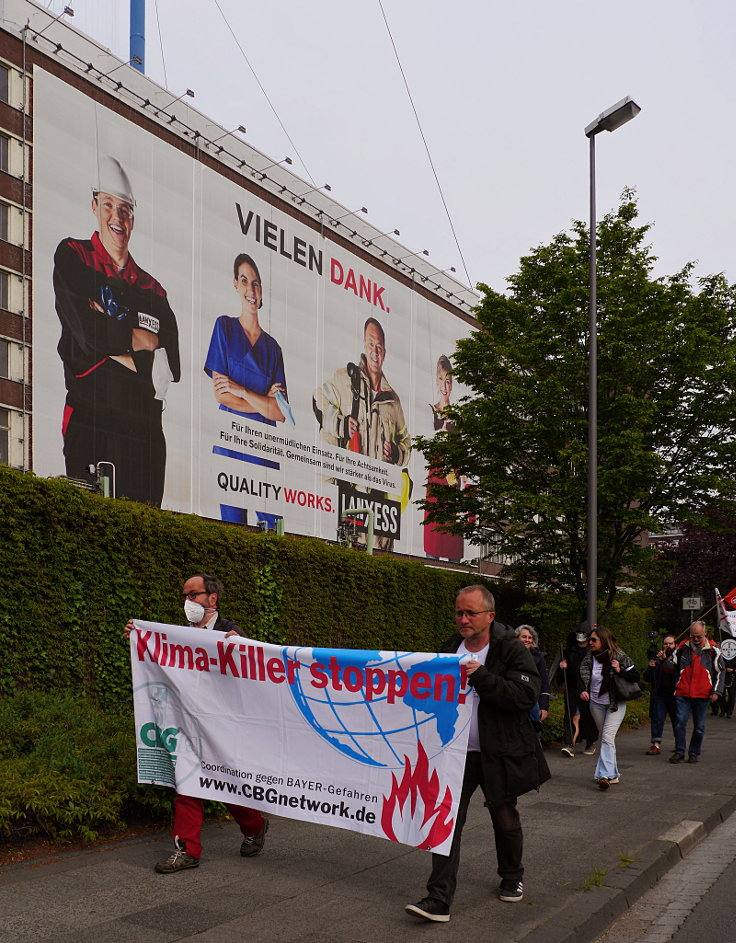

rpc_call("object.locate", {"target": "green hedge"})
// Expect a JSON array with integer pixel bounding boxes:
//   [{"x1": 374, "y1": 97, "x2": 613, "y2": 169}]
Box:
[
  {"x1": 0, "y1": 466, "x2": 658, "y2": 709},
  {"x1": 0, "y1": 690, "x2": 171, "y2": 842},
  {"x1": 0, "y1": 467, "x2": 528, "y2": 708}
]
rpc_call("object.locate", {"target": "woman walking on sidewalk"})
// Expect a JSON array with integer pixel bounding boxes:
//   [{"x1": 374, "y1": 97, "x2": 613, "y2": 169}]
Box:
[{"x1": 579, "y1": 628, "x2": 640, "y2": 790}]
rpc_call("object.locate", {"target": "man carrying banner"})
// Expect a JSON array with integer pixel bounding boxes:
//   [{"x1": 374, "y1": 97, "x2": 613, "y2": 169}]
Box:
[
  {"x1": 667, "y1": 621, "x2": 724, "y2": 764},
  {"x1": 125, "y1": 573, "x2": 268, "y2": 872},
  {"x1": 406, "y1": 585, "x2": 550, "y2": 923}
]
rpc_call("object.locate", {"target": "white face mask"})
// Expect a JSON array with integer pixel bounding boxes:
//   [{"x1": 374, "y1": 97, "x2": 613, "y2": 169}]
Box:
[{"x1": 184, "y1": 599, "x2": 206, "y2": 624}]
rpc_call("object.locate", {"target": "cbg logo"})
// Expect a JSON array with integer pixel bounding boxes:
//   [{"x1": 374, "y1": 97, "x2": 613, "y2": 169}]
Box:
[{"x1": 140, "y1": 722, "x2": 179, "y2": 753}]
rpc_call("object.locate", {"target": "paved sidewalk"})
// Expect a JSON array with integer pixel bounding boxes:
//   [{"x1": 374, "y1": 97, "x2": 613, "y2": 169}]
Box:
[
  {"x1": 594, "y1": 806, "x2": 736, "y2": 943},
  {"x1": 2, "y1": 716, "x2": 735, "y2": 943}
]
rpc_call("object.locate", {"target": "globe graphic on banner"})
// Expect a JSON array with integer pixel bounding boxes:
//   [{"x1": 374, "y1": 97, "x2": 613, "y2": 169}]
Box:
[{"x1": 287, "y1": 647, "x2": 468, "y2": 768}]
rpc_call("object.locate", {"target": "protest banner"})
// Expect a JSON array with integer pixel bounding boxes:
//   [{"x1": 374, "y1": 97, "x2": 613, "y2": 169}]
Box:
[{"x1": 131, "y1": 621, "x2": 472, "y2": 854}]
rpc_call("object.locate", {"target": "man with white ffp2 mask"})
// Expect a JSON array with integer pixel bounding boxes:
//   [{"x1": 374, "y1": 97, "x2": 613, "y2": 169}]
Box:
[{"x1": 124, "y1": 573, "x2": 269, "y2": 873}]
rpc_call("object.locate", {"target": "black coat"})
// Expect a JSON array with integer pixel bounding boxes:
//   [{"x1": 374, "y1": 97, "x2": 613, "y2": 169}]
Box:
[
  {"x1": 442, "y1": 621, "x2": 551, "y2": 806},
  {"x1": 213, "y1": 613, "x2": 245, "y2": 637},
  {"x1": 531, "y1": 648, "x2": 551, "y2": 712}
]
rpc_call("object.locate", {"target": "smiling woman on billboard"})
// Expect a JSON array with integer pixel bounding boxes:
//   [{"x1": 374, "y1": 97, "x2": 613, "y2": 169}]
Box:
[{"x1": 204, "y1": 253, "x2": 289, "y2": 426}]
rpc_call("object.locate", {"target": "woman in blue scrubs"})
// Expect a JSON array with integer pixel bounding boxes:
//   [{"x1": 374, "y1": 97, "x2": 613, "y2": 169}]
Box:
[{"x1": 205, "y1": 253, "x2": 287, "y2": 426}]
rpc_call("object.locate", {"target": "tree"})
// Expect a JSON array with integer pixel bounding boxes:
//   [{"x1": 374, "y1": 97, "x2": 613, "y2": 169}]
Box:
[
  {"x1": 656, "y1": 509, "x2": 736, "y2": 627},
  {"x1": 415, "y1": 191, "x2": 736, "y2": 613}
]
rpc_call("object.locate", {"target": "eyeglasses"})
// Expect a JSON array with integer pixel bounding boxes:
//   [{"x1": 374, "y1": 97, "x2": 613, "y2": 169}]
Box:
[
  {"x1": 689, "y1": 636, "x2": 705, "y2": 642},
  {"x1": 455, "y1": 609, "x2": 492, "y2": 619},
  {"x1": 181, "y1": 590, "x2": 208, "y2": 601},
  {"x1": 589, "y1": 637, "x2": 601, "y2": 643}
]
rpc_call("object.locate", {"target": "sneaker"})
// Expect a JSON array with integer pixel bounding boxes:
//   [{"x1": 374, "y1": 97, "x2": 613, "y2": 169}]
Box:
[
  {"x1": 687, "y1": 754, "x2": 699, "y2": 764},
  {"x1": 561, "y1": 745, "x2": 575, "y2": 757},
  {"x1": 598, "y1": 778, "x2": 610, "y2": 790},
  {"x1": 155, "y1": 839, "x2": 199, "y2": 874},
  {"x1": 499, "y1": 879, "x2": 524, "y2": 902},
  {"x1": 669, "y1": 752, "x2": 685, "y2": 764},
  {"x1": 240, "y1": 818, "x2": 269, "y2": 857},
  {"x1": 608, "y1": 777, "x2": 620, "y2": 784},
  {"x1": 645, "y1": 744, "x2": 661, "y2": 755},
  {"x1": 405, "y1": 897, "x2": 450, "y2": 922},
  {"x1": 583, "y1": 744, "x2": 597, "y2": 755}
]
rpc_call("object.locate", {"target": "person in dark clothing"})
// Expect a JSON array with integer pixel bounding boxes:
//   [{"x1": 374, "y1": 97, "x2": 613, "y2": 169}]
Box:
[
  {"x1": 643, "y1": 634, "x2": 677, "y2": 754},
  {"x1": 554, "y1": 626, "x2": 598, "y2": 756},
  {"x1": 405, "y1": 585, "x2": 550, "y2": 923},
  {"x1": 515, "y1": 625, "x2": 550, "y2": 733},
  {"x1": 719, "y1": 661, "x2": 736, "y2": 717},
  {"x1": 53, "y1": 156, "x2": 180, "y2": 506}
]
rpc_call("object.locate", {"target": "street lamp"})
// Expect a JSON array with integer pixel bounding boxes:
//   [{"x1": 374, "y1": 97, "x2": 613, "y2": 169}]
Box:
[{"x1": 584, "y1": 96, "x2": 641, "y2": 631}]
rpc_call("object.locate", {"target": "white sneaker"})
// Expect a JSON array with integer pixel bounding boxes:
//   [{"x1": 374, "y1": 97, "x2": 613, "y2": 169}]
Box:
[{"x1": 561, "y1": 745, "x2": 575, "y2": 757}]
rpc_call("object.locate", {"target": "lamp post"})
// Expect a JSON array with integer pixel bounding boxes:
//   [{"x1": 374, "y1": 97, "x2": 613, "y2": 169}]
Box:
[{"x1": 584, "y1": 96, "x2": 640, "y2": 631}]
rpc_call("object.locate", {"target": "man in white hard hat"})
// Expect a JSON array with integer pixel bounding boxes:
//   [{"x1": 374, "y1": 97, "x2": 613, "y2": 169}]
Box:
[{"x1": 53, "y1": 155, "x2": 180, "y2": 505}]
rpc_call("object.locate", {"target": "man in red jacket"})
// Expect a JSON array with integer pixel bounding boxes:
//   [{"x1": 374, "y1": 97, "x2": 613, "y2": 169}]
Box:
[{"x1": 667, "y1": 621, "x2": 724, "y2": 764}]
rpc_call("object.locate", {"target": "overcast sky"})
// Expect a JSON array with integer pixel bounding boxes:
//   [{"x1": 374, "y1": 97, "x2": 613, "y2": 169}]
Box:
[{"x1": 43, "y1": 0, "x2": 736, "y2": 296}]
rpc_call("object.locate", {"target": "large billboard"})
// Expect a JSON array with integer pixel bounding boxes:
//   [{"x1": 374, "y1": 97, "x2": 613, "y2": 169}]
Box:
[{"x1": 32, "y1": 68, "x2": 472, "y2": 558}]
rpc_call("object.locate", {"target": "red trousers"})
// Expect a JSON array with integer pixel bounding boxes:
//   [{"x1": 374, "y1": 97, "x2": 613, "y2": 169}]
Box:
[{"x1": 173, "y1": 793, "x2": 264, "y2": 859}]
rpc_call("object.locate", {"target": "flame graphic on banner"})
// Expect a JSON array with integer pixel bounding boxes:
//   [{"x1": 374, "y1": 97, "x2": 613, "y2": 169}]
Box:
[{"x1": 380, "y1": 742, "x2": 454, "y2": 849}]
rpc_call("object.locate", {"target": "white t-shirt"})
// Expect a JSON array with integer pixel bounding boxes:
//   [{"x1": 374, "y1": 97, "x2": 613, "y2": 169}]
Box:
[
  {"x1": 458, "y1": 640, "x2": 490, "y2": 752},
  {"x1": 590, "y1": 658, "x2": 610, "y2": 705}
]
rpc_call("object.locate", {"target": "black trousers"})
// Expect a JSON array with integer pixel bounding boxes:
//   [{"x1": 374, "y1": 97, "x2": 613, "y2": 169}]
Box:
[
  {"x1": 426, "y1": 752, "x2": 523, "y2": 906},
  {"x1": 63, "y1": 401, "x2": 166, "y2": 507}
]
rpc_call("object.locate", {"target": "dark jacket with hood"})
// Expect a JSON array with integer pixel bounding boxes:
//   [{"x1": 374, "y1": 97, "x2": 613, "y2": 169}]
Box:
[
  {"x1": 442, "y1": 620, "x2": 551, "y2": 807},
  {"x1": 554, "y1": 630, "x2": 590, "y2": 689}
]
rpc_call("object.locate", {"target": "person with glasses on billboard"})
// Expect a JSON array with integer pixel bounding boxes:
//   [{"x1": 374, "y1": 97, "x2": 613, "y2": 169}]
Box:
[
  {"x1": 666, "y1": 621, "x2": 724, "y2": 764},
  {"x1": 53, "y1": 155, "x2": 180, "y2": 506},
  {"x1": 405, "y1": 584, "x2": 549, "y2": 923},
  {"x1": 124, "y1": 574, "x2": 269, "y2": 873}
]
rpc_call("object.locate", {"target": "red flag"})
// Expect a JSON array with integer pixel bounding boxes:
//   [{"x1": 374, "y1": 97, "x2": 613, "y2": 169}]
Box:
[{"x1": 723, "y1": 587, "x2": 736, "y2": 609}]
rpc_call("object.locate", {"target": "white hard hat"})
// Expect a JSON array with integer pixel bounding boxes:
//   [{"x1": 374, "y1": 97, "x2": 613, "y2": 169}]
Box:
[{"x1": 93, "y1": 155, "x2": 136, "y2": 208}]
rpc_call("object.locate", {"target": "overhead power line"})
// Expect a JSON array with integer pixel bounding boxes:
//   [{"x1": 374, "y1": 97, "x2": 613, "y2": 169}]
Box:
[
  {"x1": 153, "y1": 0, "x2": 168, "y2": 88},
  {"x1": 211, "y1": 0, "x2": 315, "y2": 185},
  {"x1": 377, "y1": 0, "x2": 472, "y2": 287}
]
